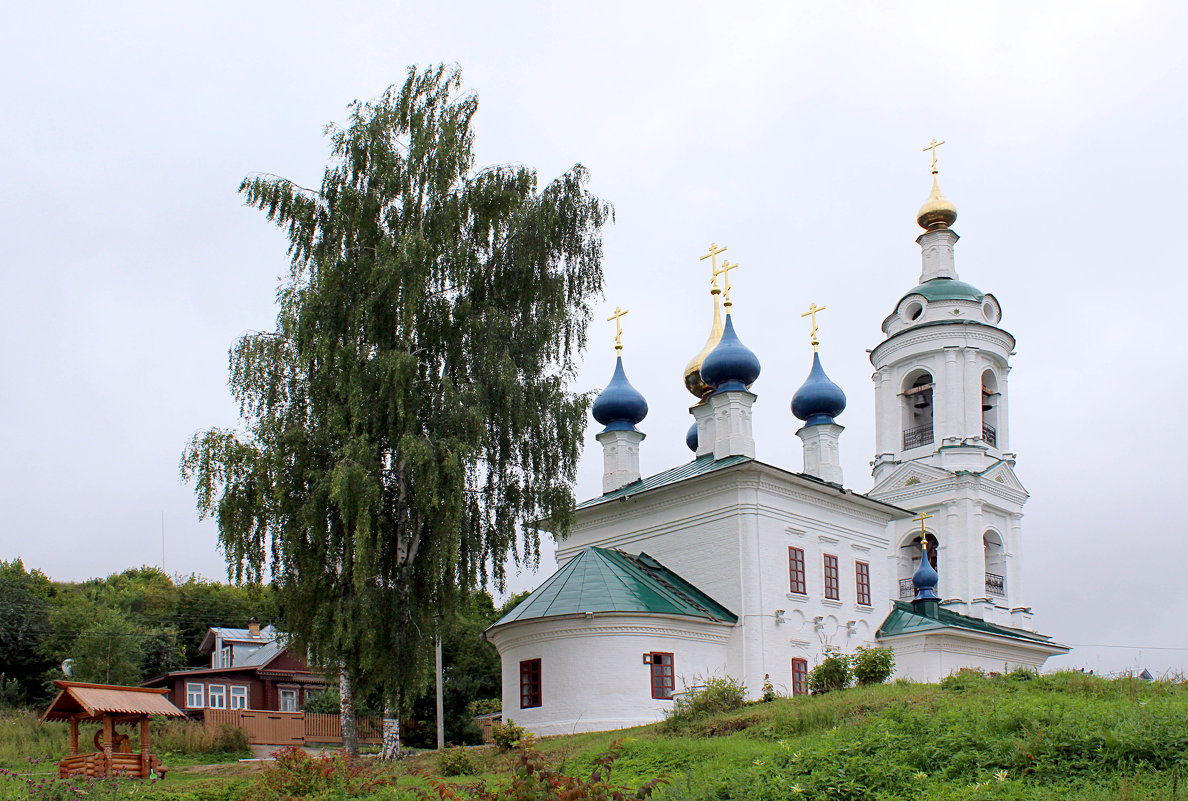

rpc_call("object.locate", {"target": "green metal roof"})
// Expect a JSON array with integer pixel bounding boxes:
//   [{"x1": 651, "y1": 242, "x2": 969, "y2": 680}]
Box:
[
  {"x1": 576, "y1": 453, "x2": 751, "y2": 509},
  {"x1": 490, "y1": 547, "x2": 737, "y2": 628},
  {"x1": 876, "y1": 600, "x2": 1054, "y2": 644},
  {"x1": 901, "y1": 278, "x2": 985, "y2": 304}
]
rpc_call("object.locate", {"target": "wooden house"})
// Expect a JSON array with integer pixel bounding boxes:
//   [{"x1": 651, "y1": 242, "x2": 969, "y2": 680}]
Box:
[{"x1": 141, "y1": 620, "x2": 325, "y2": 713}]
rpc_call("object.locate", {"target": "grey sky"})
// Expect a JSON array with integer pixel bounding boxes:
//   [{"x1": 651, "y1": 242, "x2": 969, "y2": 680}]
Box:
[{"x1": 3, "y1": 1, "x2": 1185, "y2": 675}]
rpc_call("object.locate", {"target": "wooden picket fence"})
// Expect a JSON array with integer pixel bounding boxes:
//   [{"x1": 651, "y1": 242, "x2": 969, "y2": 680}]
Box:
[{"x1": 204, "y1": 708, "x2": 382, "y2": 746}]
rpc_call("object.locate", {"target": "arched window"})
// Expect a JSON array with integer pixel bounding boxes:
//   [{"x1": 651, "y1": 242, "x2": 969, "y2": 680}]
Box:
[
  {"x1": 896, "y1": 531, "x2": 939, "y2": 599},
  {"x1": 981, "y1": 370, "x2": 999, "y2": 447},
  {"x1": 902, "y1": 371, "x2": 934, "y2": 450},
  {"x1": 983, "y1": 531, "x2": 1006, "y2": 597}
]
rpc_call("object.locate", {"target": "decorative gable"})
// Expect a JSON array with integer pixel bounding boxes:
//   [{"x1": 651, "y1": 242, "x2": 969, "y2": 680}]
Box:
[
  {"x1": 979, "y1": 462, "x2": 1028, "y2": 495},
  {"x1": 870, "y1": 461, "x2": 952, "y2": 496}
]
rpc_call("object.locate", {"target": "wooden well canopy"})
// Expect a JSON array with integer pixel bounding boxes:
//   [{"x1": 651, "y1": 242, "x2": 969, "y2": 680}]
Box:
[{"x1": 43, "y1": 681, "x2": 188, "y2": 780}]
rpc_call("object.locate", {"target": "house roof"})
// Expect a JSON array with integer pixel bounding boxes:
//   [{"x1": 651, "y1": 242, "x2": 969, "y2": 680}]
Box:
[
  {"x1": 876, "y1": 600, "x2": 1064, "y2": 646},
  {"x1": 199, "y1": 624, "x2": 277, "y2": 653},
  {"x1": 43, "y1": 681, "x2": 187, "y2": 722},
  {"x1": 490, "y1": 547, "x2": 737, "y2": 629},
  {"x1": 576, "y1": 453, "x2": 751, "y2": 509}
]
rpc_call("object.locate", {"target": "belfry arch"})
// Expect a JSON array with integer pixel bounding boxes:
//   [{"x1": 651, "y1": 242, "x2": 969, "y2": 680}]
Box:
[
  {"x1": 981, "y1": 370, "x2": 999, "y2": 447},
  {"x1": 983, "y1": 530, "x2": 1006, "y2": 598},
  {"x1": 901, "y1": 369, "x2": 934, "y2": 450},
  {"x1": 896, "y1": 530, "x2": 939, "y2": 599}
]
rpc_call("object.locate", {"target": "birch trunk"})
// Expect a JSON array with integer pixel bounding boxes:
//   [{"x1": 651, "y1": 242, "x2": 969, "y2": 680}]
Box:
[{"x1": 339, "y1": 665, "x2": 359, "y2": 758}]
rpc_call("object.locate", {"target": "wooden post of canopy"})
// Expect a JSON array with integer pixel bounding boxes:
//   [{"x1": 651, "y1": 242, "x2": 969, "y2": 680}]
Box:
[
  {"x1": 102, "y1": 714, "x2": 113, "y2": 778},
  {"x1": 140, "y1": 717, "x2": 149, "y2": 779},
  {"x1": 69, "y1": 718, "x2": 79, "y2": 756}
]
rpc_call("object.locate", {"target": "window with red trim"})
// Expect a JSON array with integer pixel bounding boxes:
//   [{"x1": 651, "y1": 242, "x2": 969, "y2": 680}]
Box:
[
  {"x1": 855, "y1": 561, "x2": 871, "y2": 606},
  {"x1": 649, "y1": 653, "x2": 675, "y2": 699},
  {"x1": 519, "y1": 659, "x2": 542, "y2": 708},
  {"x1": 791, "y1": 658, "x2": 808, "y2": 696},
  {"x1": 788, "y1": 547, "x2": 806, "y2": 594},
  {"x1": 824, "y1": 554, "x2": 840, "y2": 600}
]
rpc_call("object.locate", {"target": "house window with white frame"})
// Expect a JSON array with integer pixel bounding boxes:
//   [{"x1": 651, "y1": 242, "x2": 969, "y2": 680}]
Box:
[
  {"x1": 207, "y1": 684, "x2": 227, "y2": 709},
  {"x1": 279, "y1": 688, "x2": 298, "y2": 712},
  {"x1": 229, "y1": 685, "x2": 248, "y2": 709},
  {"x1": 186, "y1": 682, "x2": 205, "y2": 709},
  {"x1": 220, "y1": 645, "x2": 233, "y2": 668}
]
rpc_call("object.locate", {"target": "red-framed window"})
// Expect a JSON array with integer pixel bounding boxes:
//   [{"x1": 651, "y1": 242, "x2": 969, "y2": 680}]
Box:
[
  {"x1": 824, "y1": 554, "x2": 840, "y2": 600},
  {"x1": 649, "y1": 653, "x2": 675, "y2": 699},
  {"x1": 855, "y1": 561, "x2": 871, "y2": 606},
  {"x1": 519, "y1": 659, "x2": 542, "y2": 708},
  {"x1": 791, "y1": 658, "x2": 808, "y2": 696},
  {"x1": 788, "y1": 547, "x2": 807, "y2": 594}
]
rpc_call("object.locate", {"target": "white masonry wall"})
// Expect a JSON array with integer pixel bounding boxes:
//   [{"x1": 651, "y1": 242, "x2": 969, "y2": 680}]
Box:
[{"x1": 487, "y1": 613, "x2": 732, "y2": 736}]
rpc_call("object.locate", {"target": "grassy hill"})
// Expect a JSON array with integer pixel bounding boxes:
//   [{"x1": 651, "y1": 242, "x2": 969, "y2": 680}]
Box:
[{"x1": 3, "y1": 671, "x2": 1186, "y2": 800}]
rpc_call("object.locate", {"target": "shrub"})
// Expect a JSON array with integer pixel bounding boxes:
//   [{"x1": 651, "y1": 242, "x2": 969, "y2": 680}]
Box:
[
  {"x1": 666, "y1": 677, "x2": 747, "y2": 726},
  {"x1": 419, "y1": 742, "x2": 666, "y2": 801},
  {"x1": 807, "y1": 650, "x2": 851, "y2": 694},
  {"x1": 492, "y1": 718, "x2": 533, "y2": 751},
  {"x1": 240, "y1": 746, "x2": 386, "y2": 801},
  {"x1": 467, "y1": 698, "x2": 502, "y2": 717},
  {"x1": 438, "y1": 746, "x2": 477, "y2": 776},
  {"x1": 760, "y1": 674, "x2": 776, "y2": 702},
  {"x1": 851, "y1": 645, "x2": 895, "y2": 686}
]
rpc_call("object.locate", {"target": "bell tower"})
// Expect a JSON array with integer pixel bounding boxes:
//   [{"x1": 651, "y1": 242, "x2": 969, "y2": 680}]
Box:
[{"x1": 868, "y1": 144, "x2": 1032, "y2": 630}]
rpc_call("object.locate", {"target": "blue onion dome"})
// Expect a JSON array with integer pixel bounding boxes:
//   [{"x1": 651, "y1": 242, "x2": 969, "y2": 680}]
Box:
[
  {"x1": 591, "y1": 356, "x2": 648, "y2": 432},
  {"x1": 912, "y1": 543, "x2": 940, "y2": 601},
  {"x1": 699, "y1": 314, "x2": 761, "y2": 393},
  {"x1": 791, "y1": 353, "x2": 847, "y2": 426},
  {"x1": 686, "y1": 421, "x2": 698, "y2": 452}
]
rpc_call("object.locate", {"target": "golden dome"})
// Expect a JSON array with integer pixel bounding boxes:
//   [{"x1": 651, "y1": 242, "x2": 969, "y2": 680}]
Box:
[
  {"x1": 683, "y1": 290, "x2": 724, "y2": 399},
  {"x1": 917, "y1": 173, "x2": 957, "y2": 230}
]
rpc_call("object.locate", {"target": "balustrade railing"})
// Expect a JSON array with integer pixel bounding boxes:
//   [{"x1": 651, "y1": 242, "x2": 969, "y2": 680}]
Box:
[
  {"x1": 899, "y1": 578, "x2": 915, "y2": 599},
  {"x1": 903, "y1": 424, "x2": 934, "y2": 450},
  {"x1": 983, "y1": 422, "x2": 997, "y2": 447},
  {"x1": 985, "y1": 572, "x2": 1005, "y2": 597}
]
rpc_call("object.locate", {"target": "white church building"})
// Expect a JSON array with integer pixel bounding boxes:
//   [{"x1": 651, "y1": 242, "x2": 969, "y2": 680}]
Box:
[{"x1": 485, "y1": 163, "x2": 1068, "y2": 736}]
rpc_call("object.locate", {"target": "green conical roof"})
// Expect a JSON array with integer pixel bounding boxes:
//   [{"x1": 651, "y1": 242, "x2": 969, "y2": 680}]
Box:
[{"x1": 491, "y1": 547, "x2": 736, "y2": 628}]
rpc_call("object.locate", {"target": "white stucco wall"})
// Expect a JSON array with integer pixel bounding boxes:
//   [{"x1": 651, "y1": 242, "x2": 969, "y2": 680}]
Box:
[
  {"x1": 884, "y1": 630, "x2": 1068, "y2": 683},
  {"x1": 486, "y1": 613, "x2": 732, "y2": 736}
]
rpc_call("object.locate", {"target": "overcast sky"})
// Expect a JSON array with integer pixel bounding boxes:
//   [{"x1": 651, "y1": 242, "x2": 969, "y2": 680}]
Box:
[{"x1": 4, "y1": 1, "x2": 1186, "y2": 676}]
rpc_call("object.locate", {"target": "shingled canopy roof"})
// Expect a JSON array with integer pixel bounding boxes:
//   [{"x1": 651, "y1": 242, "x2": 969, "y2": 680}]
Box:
[{"x1": 42, "y1": 681, "x2": 187, "y2": 723}]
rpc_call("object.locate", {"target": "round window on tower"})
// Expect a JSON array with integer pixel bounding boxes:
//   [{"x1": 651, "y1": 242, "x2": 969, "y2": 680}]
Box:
[
  {"x1": 982, "y1": 299, "x2": 1000, "y2": 324},
  {"x1": 902, "y1": 299, "x2": 925, "y2": 323}
]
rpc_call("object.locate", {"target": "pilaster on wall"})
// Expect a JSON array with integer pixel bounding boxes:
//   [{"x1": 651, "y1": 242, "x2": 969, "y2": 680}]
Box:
[
  {"x1": 595, "y1": 428, "x2": 645, "y2": 494},
  {"x1": 707, "y1": 390, "x2": 756, "y2": 460}
]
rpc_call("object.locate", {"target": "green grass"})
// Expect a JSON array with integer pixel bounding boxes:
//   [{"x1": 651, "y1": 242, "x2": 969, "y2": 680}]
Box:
[{"x1": 4, "y1": 672, "x2": 1188, "y2": 800}]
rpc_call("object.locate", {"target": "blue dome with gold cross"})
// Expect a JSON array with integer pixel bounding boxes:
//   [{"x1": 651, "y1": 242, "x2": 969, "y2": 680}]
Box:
[
  {"x1": 791, "y1": 353, "x2": 847, "y2": 426},
  {"x1": 701, "y1": 314, "x2": 761, "y2": 393},
  {"x1": 592, "y1": 357, "x2": 648, "y2": 432}
]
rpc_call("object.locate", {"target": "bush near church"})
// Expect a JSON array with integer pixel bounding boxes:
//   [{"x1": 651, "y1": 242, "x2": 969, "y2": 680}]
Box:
[
  {"x1": 808, "y1": 650, "x2": 852, "y2": 694},
  {"x1": 852, "y1": 645, "x2": 895, "y2": 686}
]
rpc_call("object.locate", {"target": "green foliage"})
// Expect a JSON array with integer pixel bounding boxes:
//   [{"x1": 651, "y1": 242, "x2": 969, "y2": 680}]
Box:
[
  {"x1": 491, "y1": 719, "x2": 531, "y2": 751},
  {"x1": 418, "y1": 743, "x2": 667, "y2": 801},
  {"x1": 665, "y1": 677, "x2": 747, "y2": 728},
  {"x1": 851, "y1": 645, "x2": 895, "y2": 686},
  {"x1": 63, "y1": 607, "x2": 145, "y2": 686},
  {"x1": 239, "y1": 747, "x2": 386, "y2": 801},
  {"x1": 180, "y1": 63, "x2": 611, "y2": 712},
  {"x1": 150, "y1": 720, "x2": 250, "y2": 758},
  {"x1": 466, "y1": 699, "x2": 501, "y2": 717},
  {"x1": 436, "y1": 747, "x2": 477, "y2": 776},
  {"x1": 0, "y1": 560, "x2": 55, "y2": 705},
  {"x1": 807, "y1": 650, "x2": 851, "y2": 694},
  {"x1": 760, "y1": 675, "x2": 776, "y2": 703}
]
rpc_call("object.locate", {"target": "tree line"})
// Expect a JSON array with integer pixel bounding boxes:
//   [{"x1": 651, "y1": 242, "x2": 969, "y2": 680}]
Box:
[{"x1": 0, "y1": 559, "x2": 521, "y2": 746}]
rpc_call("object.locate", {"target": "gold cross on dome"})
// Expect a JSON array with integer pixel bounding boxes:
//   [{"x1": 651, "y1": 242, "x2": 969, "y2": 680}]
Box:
[
  {"x1": 607, "y1": 306, "x2": 629, "y2": 353},
  {"x1": 801, "y1": 302, "x2": 827, "y2": 352},
  {"x1": 716, "y1": 260, "x2": 739, "y2": 306},
  {"x1": 700, "y1": 243, "x2": 728, "y2": 292},
  {"x1": 922, "y1": 139, "x2": 946, "y2": 173},
  {"x1": 912, "y1": 510, "x2": 934, "y2": 543}
]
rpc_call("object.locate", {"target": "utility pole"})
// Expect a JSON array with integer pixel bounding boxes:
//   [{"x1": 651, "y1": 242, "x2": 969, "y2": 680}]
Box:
[{"x1": 435, "y1": 635, "x2": 444, "y2": 749}]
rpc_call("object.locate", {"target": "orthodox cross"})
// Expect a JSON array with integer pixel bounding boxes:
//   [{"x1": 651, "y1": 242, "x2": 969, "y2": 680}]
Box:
[
  {"x1": 716, "y1": 260, "x2": 739, "y2": 306},
  {"x1": 607, "y1": 306, "x2": 629, "y2": 353},
  {"x1": 912, "y1": 511, "x2": 933, "y2": 547},
  {"x1": 801, "y1": 302, "x2": 826, "y2": 352},
  {"x1": 700, "y1": 243, "x2": 728, "y2": 292},
  {"x1": 922, "y1": 139, "x2": 945, "y2": 173}
]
